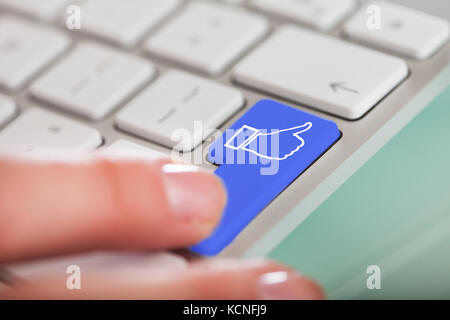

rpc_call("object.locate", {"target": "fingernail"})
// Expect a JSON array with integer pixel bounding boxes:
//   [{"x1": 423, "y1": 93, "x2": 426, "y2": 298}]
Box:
[
  {"x1": 257, "y1": 271, "x2": 324, "y2": 300},
  {"x1": 161, "y1": 164, "x2": 226, "y2": 225}
]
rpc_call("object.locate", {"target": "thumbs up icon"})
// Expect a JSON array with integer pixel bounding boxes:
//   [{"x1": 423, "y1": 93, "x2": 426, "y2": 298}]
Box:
[{"x1": 224, "y1": 122, "x2": 312, "y2": 161}]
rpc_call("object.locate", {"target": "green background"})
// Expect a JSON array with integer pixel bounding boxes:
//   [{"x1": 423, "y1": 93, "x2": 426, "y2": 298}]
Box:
[{"x1": 269, "y1": 79, "x2": 450, "y2": 299}]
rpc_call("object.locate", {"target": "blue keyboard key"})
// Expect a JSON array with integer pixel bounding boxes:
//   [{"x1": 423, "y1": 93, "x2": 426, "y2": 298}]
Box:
[{"x1": 191, "y1": 99, "x2": 341, "y2": 255}]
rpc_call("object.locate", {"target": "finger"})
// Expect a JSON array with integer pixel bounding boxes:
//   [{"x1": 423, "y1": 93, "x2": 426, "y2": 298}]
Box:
[
  {"x1": 1, "y1": 259, "x2": 324, "y2": 300},
  {"x1": 0, "y1": 154, "x2": 226, "y2": 263}
]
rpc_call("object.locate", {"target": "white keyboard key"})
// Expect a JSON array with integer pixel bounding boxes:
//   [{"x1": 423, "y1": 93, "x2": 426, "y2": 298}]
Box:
[
  {"x1": 79, "y1": 0, "x2": 181, "y2": 48},
  {"x1": 0, "y1": 0, "x2": 71, "y2": 21},
  {"x1": 145, "y1": 1, "x2": 269, "y2": 76},
  {"x1": 252, "y1": 0, "x2": 356, "y2": 31},
  {"x1": 0, "y1": 94, "x2": 16, "y2": 127},
  {"x1": 0, "y1": 16, "x2": 70, "y2": 92},
  {"x1": 30, "y1": 43, "x2": 155, "y2": 120},
  {"x1": 0, "y1": 108, "x2": 102, "y2": 152},
  {"x1": 105, "y1": 140, "x2": 166, "y2": 159},
  {"x1": 234, "y1": 26, "x2": 408, "y2": 120},
  {"x1": 116, "y1": 70, "x2": 244, "y2": 152},
  {"x1": 344, "y1": 1, "x2": 450, "y2": 60}
]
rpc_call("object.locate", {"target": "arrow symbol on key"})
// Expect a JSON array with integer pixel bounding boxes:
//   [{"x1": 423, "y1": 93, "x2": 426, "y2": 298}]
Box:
[{"x1": 330, "y1": 82, "x2": 359, "y2": 94}]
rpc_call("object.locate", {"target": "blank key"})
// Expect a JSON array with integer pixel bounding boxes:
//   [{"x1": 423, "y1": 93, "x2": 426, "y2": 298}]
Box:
[
  {"x1": 344, "y1": 1, "x2": 450, "y2": 60},
  {"x1": 30, "y1": 43, "x2": 155, "y2": 120},
  {"x1": 116, "y1": 70, "x2": 244, "y2": 152},
  {"x1": 234, "y1": 26, "x2": 408, "y2": 120},
  {"x1": 79, "y1": 0, "x2": 181, "y2": 48},
  {"x1": 145, "y1": 1, "x2": 268, "y2": 76},
  {"x1": 252, "y1": 0, "x2": 356, "y2": 31},
  {"x1": 0, "y1": 108, "x2": 102, "y2": 152},
  {"x1": 0, "y1": 16, "x2": 70, "y2": 92}
]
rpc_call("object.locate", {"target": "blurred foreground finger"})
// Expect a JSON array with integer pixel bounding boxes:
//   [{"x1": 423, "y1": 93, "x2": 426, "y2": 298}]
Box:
[{"x1": 0, "y1": 155, "x2": 226, "y2": 263}]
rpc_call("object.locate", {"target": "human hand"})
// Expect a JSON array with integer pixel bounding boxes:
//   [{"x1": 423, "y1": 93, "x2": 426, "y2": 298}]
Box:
[{"x1": 0, "y1": 154, "x2": 323, "y2": 299}]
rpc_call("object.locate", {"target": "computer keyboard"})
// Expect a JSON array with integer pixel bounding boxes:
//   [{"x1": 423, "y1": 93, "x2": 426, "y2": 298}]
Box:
[{"x1": 0, "y1": 0, "x2": 448, "y2": 256}]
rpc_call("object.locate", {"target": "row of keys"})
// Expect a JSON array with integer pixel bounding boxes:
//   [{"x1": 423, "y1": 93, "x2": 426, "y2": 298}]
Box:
[
  {"x1": 0, "y1": 2, "x2": 447, "y2": 143},
  {"x1": 0, "y1": 23, "x2": 425, "y2": 148},
  {"x1": 0, "y1": 0, "x2": 269, "y2": 93},
  {"x1": 10, "y1": 20, "x2": 409, "y2": 126},
  {"x1": 1, "y1": 0, "x2": 448, "y2": 62},
  {"x1": 0, "y1": 1, "x2": 447, "y2": 98},
  {"x1": 1, "y1": 2, "x2": 447, "y2": 82}
]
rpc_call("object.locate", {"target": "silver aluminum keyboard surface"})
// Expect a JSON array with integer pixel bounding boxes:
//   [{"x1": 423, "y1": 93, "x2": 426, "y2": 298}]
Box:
[{"x1": 0, "y1": 0, "x2": 449, "y2": 258}]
